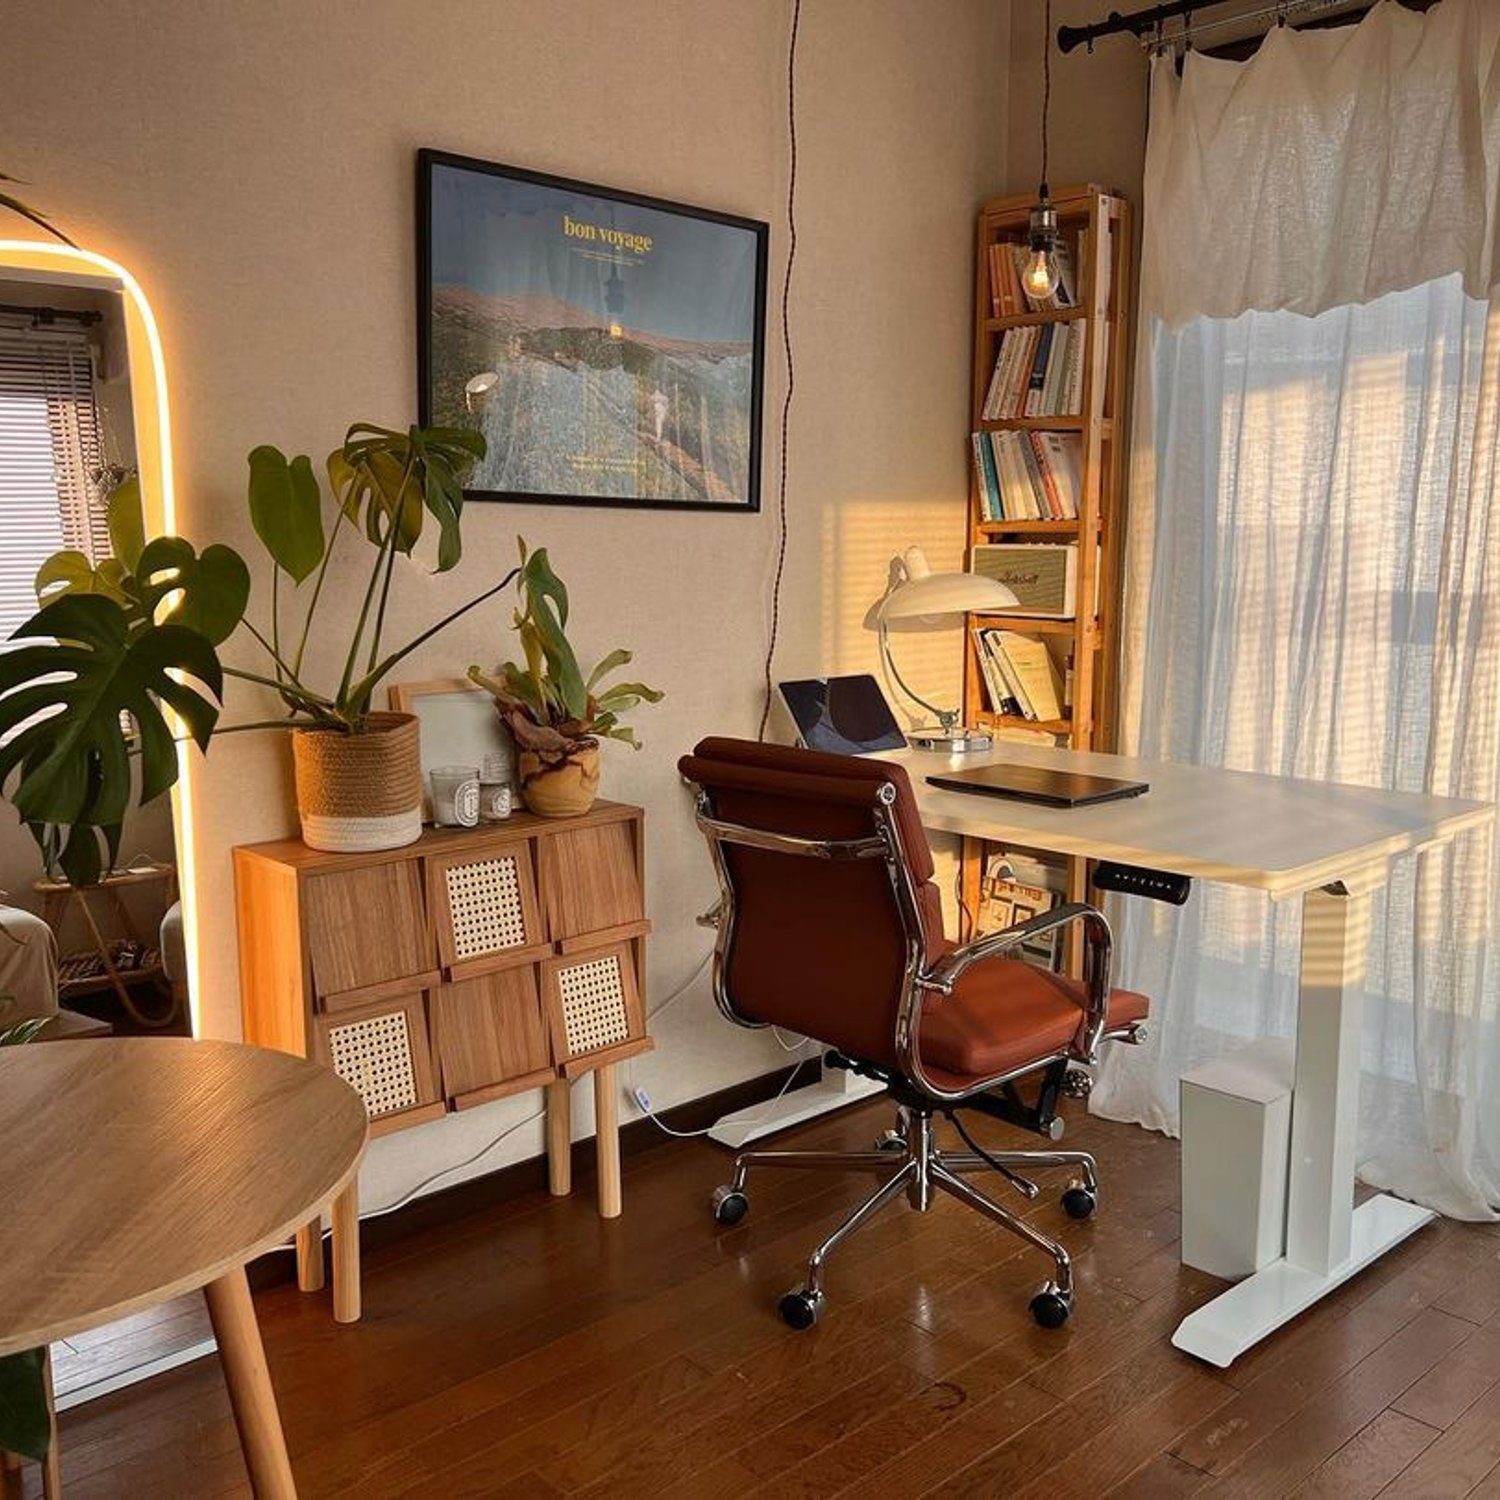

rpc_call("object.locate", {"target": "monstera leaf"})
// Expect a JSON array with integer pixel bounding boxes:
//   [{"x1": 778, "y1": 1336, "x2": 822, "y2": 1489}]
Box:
[
  {"x1": 0, "y1": 594, "x2": 223, "y2": 883},
  {"x1": 248, "y1": 446, "x2": 324, "y2": 583},
  {"x1": 331, "y1": 424, "x2": 482, "y2": 573},
  {"x1": 134, "y1": 537, "x2": 250, "y2": 645}
]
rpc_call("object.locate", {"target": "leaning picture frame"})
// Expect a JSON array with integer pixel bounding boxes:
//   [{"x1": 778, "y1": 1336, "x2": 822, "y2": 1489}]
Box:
[
  {"x1": 387, "y1": 679, "x2": 514, "y2": 822},
  {"x1": 417, "y1": 149, "x2": 768, "y2": 513}
]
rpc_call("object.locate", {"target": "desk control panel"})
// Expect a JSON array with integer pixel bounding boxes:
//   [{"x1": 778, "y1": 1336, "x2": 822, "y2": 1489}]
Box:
[{"x1": 1094, "y1": 861, "x2": 1193, "y2": 906}]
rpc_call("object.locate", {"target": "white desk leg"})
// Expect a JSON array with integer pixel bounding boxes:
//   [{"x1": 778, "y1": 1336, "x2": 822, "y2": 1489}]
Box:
[{"x1": 1173, "y1": 880, "x2": 1436, "y2": 1367}]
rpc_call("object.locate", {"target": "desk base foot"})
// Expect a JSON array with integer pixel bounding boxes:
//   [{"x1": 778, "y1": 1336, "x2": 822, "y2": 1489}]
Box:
[
  {"x1": 709, "y1": 1073, "x2": 885, "y2": 1150},
  {"x1": 1173, "y1": 1194, "x2": 1435, "y2": 1368}
]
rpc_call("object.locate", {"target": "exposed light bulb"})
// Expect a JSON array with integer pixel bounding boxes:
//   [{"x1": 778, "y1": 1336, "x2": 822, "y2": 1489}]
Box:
[
  {"x1": 1022, "y1": 247, "x2": 1061, "y2": 301},
  {"x1": 1024, "y1": 194, "x2": 1062, "y2": 304}
]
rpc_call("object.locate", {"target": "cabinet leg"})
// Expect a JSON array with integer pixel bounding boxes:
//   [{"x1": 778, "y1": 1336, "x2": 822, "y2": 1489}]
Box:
[
  {"x1": 594, "y1": 1063, "x2": 621, "y2": 1219},
  {"x1": 547, "y1": 1077, "x2": 572, "y2": 1197},
  {"x1": 331, "y1": 1180, "x2": 360, "y2": 1325},
  {"x1": 203, "y1": 1265, "x2": 295, "y2": 1500},
  {"x1": 294, "y1": 1221, "x2": 324, "y2": 1293}
]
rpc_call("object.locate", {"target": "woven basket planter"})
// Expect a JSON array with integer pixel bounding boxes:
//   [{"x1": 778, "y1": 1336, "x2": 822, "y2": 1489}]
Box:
[
  {"x1": 517, "y1": 740, "x2": 600, "y2": 818},
  {"x1": 291, "y1": 710, "x2": 423, "y2": 853}
]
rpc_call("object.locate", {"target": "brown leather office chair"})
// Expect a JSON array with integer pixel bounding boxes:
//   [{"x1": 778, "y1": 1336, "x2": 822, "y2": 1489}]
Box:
[{"x1": 679, "y1": 737, "x2": 1150, "y2": 1330}]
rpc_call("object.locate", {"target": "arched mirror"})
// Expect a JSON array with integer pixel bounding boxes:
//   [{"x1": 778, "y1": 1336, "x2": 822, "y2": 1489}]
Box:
[{"x1": 0, "y1": 241, "x2": 202, "y2": 1049}]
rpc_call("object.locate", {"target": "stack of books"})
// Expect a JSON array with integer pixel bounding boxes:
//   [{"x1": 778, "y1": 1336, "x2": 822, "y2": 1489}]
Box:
[
  {"x1": 974, "y1": 629, "x2": 1068, "y2": 723},
  {"x1": 988, "y1": 238, "x2": 1077, "y2": 315},
  {"x1": 971, "y1": 430, "x2": 1082, "y2": 522},
  {"x1": 981, "y1": 322, "x2": 1086, "y2": 420}
]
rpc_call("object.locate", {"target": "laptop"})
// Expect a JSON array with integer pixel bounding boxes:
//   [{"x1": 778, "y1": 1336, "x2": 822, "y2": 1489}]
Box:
[
  {"x1": 925, "y1": 763, "x2": 1149, "y2": 808},
  {"x1": 778, "y1": 674, "x2": 906, "y2": 756}
]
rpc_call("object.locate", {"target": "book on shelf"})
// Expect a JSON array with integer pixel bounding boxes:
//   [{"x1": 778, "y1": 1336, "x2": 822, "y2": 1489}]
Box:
[
  {"x1": 982, "y1": 322, "x2": 1085, "y2": 420},
  {"x1": 971, "y1": 541, "x2": 1081, "y2": 618},
  {"x1": 974, "y1": 628, "x2": 1067, "y2": 723},
  {"x1": 971, "y1": 431, "x2": 1083, "y2": 523}
]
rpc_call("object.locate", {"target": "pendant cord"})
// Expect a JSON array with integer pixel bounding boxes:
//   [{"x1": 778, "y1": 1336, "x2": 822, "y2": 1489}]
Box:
[
  {"x1": 1040, "y1": 0, "x2": 1052, "y2": 196},
  {"x1": 757, "y1": 0, "x2": 801, "y2": 742}
]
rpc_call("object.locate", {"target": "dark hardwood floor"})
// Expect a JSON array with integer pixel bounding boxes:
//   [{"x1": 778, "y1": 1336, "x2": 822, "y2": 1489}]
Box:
[{"x1": 31, "y1": 1094, "x2": 1500, "y2": 1498}]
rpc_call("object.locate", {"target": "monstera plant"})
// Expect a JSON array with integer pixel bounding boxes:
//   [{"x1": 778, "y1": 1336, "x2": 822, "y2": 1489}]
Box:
[
  {"x1": 0, "y1": 423, "x2": 513, "y2": 874},
  {"x1": 469, "y1": 540, "x2": 662, "y2": 817}
]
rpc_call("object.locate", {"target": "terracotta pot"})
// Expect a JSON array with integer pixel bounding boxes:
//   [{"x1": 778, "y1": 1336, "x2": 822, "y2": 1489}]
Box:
[
  {"x1": 291, "y1": 710, "x2": 423, "y2": 853},
  {"x1": 517, "y1": 740, "x2": 600, "y2": 818}
]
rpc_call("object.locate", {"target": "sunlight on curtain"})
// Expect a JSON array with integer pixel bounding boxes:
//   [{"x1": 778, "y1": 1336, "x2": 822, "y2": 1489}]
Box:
[{"x1": 1102, "y1": 277, "x2": 1500, "y2": 1217}]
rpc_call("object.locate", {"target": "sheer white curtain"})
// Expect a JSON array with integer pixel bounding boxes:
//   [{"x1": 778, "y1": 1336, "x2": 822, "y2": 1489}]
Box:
[{"x1": 1098, "y1": 0, "x2": 1500, "y2": 1219}]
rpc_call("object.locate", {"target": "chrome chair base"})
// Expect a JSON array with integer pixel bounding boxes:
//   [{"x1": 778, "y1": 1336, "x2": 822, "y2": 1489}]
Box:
[{"x1": 712, "y1": 1106, "x2": 1098, "y2": 1330}]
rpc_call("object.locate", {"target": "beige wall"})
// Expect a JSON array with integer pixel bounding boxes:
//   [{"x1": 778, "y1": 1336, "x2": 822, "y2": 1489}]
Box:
[{"x1": 3, "y1": 0, "x2": 1011, "y2": 1206}]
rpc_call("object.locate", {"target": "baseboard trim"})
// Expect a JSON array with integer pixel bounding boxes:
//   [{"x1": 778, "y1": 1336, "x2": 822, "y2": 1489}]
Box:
[{"x1": 249, "y1": 1061, "x2": 810, "y2": 1291}]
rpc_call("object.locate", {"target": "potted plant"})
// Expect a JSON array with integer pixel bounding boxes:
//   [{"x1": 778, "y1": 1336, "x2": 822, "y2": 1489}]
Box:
[
  {"x1": 0, "y1": 423, "x2": 519, "y2": 872},
  {"x1": 469, "y1": 541, "x2": 662, "y2": 817}
]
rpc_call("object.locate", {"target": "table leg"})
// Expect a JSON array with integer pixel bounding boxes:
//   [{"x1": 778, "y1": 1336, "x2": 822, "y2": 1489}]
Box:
[
  {"x1": 547, "y1": 1077, "x2": 572, "y2": 1197},
  {"x1": 203, "y1": 1265, "x2": 296, "y2": 1499},
  {"x1": 331, "y1": 1180, "x2": 360, "y2": 1325},
  {"x1": 294, "y1": 1222, "x2": 324, "y2": 1294},
  {"x1": 594, "y1": 1063, "x2": 621, "y2": 1219},
  {"x1": 40, "y1": 1347, "x2": 59, "y2": 1500},
  {"x1": 1, "y1": 1451, "x2": 23, "y2": 1500},
  {"x1": 1173, "y1": 880, "x2": 1435, "y2": 1367}
]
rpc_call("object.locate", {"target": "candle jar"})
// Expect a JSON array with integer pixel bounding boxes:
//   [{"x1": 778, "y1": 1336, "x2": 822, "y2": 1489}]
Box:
[
  {"x1": 430, "y1": 765, "x2": 480, "y2": 827},
  {"x1": 479, "y1": 780, "x2": 514, "y2": 822}
]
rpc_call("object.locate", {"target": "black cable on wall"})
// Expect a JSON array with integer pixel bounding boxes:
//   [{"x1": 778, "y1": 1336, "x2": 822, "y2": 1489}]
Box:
[{"x1": 757, "y1": 0, "x2": 801, "y2": 742}]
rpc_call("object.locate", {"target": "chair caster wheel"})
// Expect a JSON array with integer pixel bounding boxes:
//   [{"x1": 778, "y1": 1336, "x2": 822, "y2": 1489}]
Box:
[
  {"x1": 1029, "y1": 1286, "x2": 1072, "y2": 1329},
  {"x1": 1062, "y1": 1067, "x2": 1094, "y2": 1099},
  {"x1": 712, "y1": 1186, "x2": 749, "y2": 1225},
  {"x1": 874, "y1": 1130, "x2": 905, "y2": 1153},
  {"x1": 1061, "y1": 1185, "x2": 1097, "y2": 1220},
  {"x1": 778, "y1": 1286, "x2": 825, "y2": 1330}
]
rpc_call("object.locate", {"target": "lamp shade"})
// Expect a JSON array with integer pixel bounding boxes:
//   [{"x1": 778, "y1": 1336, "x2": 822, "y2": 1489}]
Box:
[{"x1": 876, "y1": 546, "x2": 1019, "y2": 629}]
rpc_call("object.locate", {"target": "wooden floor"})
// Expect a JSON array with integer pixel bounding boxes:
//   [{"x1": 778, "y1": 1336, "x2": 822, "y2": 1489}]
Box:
[{"x1": 29, "y1": 1093, "x2": 1500, "y2": 1499}]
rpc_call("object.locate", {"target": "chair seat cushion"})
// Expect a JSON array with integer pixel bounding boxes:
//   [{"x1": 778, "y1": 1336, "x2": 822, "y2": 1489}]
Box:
[{"x1": 919, "y1": 956, "x2": 1148, "y2": 1082}]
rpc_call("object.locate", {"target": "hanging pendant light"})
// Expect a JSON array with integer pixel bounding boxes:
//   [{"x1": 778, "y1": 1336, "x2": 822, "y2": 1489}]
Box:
[{"x1": 1023, "y1": 0, "x2": 1062, "y2": 302}]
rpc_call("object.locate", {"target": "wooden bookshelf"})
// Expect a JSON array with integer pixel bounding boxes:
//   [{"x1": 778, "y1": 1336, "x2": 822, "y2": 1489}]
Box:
[{"x1": 961, "y1": 183, "x2": 1133, "y2": 942}]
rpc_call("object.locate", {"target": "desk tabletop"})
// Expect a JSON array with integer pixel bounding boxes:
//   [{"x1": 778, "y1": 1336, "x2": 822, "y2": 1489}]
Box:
[
  {"x1": 0, "y1": 1039, "x2": 367, "y2": 1356},
  {"x1": 882, "y1": 742, "x2": 1493, "y2": 898}
]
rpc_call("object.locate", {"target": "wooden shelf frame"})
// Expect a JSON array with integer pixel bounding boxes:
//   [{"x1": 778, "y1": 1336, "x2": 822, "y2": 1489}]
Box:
[{"x1": 963, "y1": 183, "x2": 1134, "y2": 939}]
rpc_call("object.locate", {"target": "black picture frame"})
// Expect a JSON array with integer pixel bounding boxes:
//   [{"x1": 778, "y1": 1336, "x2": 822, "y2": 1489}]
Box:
[{"x1": 417, "y1": 149, "x2": 768, "y2": 514}]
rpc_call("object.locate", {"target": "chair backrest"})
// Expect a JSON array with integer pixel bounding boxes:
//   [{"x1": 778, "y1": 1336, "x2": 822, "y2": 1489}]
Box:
[{"x1": 677, "y1": 738, "x2": 947, "y2": 1071}]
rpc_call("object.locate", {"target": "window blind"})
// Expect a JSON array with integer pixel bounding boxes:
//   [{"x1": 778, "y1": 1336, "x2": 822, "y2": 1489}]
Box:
[{"x1": 0, "y1": 325, "x2": 109, "y2": 641}]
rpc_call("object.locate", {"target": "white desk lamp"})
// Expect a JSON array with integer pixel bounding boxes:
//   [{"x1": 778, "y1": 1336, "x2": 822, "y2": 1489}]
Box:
[{"x1": 874, "y1": 546, "x2": 1019, "y2": 752}]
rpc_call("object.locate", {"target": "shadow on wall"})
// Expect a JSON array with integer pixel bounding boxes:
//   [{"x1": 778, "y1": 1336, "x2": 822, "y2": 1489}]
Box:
[{"x1": 819, "y1": 495, "x2": 966, "y2": 727}]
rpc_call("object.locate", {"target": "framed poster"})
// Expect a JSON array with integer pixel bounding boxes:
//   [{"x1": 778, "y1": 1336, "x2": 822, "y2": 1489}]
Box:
[{"x1": 418, "y1": 149, "x2": 768, "y2": 513}]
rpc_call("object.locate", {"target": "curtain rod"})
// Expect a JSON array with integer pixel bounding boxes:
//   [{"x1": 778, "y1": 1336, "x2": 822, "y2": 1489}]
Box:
[
  {"x1": 1057, "y1": 0, "x2": 1370, "y2": 54},
  {"x1": 0, "y1": 302, "x2": 103, "y2": 326}
]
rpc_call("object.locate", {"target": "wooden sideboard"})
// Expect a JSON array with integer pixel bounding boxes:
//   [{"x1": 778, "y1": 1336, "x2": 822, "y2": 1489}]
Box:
[{"x1": 233, "y1": 801, "x2": 651, "y2": 1234}]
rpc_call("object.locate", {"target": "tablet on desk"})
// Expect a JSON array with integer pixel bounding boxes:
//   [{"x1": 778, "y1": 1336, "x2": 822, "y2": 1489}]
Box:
[
  {"x1": 778, "y1": 675, "x2": 906, "y2": 755},
  {"x1": 926, "y1": 763, "x2": 1149, "y2": 808}
]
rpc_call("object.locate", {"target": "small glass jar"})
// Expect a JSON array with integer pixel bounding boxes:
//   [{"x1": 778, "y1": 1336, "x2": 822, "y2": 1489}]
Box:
[
  {"x1": 478, "y1": 780, "x2": 514, "y2": 822},
  {"x1": 430, "y1": 765, "x2": 480, "y2": 827}
]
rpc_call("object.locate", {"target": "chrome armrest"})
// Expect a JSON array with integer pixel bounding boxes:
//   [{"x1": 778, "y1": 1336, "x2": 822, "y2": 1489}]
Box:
[{"x1": 920, "y1": 902, "x2": 1114, "y2": 1061}]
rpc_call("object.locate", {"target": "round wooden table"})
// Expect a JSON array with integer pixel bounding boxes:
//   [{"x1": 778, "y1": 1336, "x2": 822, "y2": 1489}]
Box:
[{"x1": 0, "y1": 1039, "x2": 368, "y2": 1498}]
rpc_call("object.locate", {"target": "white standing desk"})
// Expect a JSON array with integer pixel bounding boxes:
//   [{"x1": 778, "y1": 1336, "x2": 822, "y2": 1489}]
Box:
[{"x1": 880, "y1": 741, "x2": 1493, "y2": 1367}]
